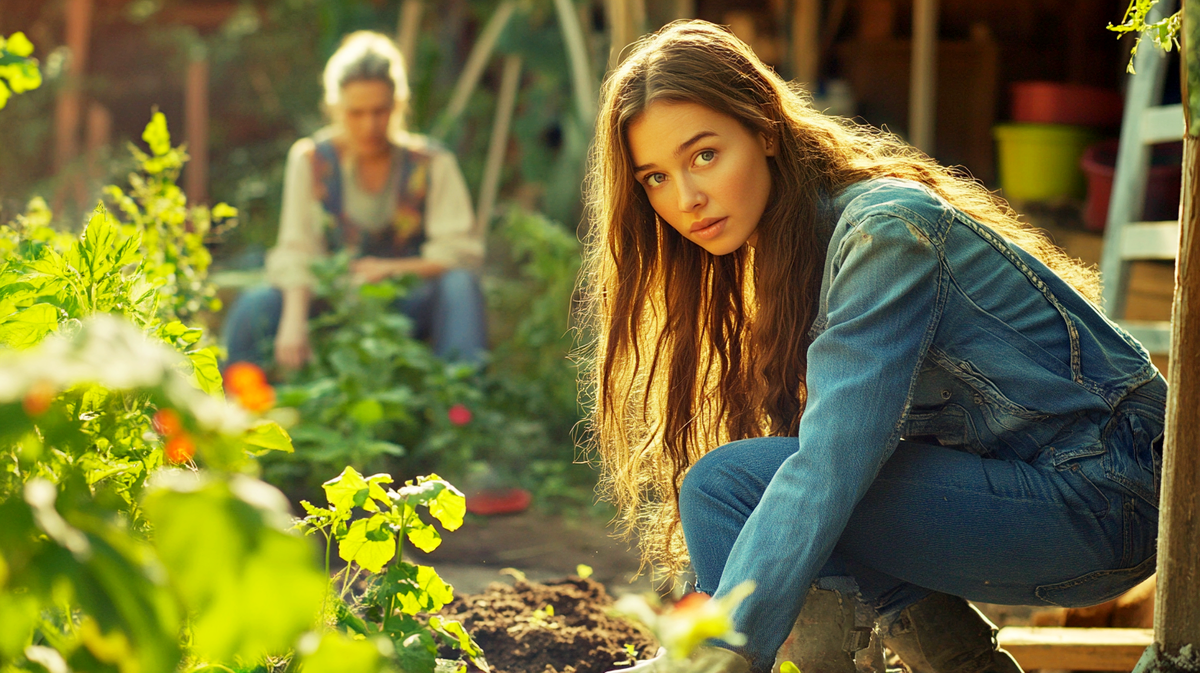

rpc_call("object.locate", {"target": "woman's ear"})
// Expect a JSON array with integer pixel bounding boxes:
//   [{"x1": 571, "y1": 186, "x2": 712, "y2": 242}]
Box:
[{"x1": 761, "y1": 132, "x2": 777, "y2": 157}]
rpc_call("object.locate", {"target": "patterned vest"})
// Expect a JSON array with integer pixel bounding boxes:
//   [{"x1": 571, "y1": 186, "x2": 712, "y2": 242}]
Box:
[{"x1": 310, "y1": 135, "x2": 435, "y2": 258}]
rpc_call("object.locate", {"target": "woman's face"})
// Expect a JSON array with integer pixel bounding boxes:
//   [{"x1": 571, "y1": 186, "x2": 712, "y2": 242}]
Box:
[
  {"x1": 626, "y1": 101, "x2": 775, "y2": 255},
  {"x1": 338, "y1": 80, "x2": 395, "y2": 157}
]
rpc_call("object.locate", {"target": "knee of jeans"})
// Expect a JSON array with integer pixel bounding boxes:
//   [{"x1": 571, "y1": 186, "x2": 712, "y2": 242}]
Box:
[
  {"x1": 679, "y1": 448, "x2": 737, "y2": 517},
  {"x1": 232, "y1": 286, "x2": 282, "y2": 315},
  {"x1": 436, "y1": 268, "x2": 478, "y2": 298}
]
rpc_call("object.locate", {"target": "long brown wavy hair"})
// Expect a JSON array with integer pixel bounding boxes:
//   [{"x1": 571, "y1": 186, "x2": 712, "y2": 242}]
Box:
[{"x1": 577, "y1": 20, "x2": 1100, "y2": 577}]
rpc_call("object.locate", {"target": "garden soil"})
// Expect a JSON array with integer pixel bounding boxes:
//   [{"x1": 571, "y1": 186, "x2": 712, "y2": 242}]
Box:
[{"x1": 440, "y1": 576, "x2": 659, "y2": 673}]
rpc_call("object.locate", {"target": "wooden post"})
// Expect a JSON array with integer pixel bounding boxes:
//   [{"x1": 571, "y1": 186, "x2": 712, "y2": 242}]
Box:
[
  {"x1": 909, "y1": 0, "x2": 938, "y2": 154},
  {"x1": 84, "y1": 101, "x2": 111, "y2": 185},
  {"x1": 791, "y1": 0, "x2": 820, "y2": 88},
  {"x1": 396, "y1": 0, "x2": 423, "y2": 73},
  {"x1": 54, "y1": 0, "x2": 92, "y2": 174},
  {"x1": 475, "y1": 54, "x2": 522, "y2": 232},
  {"x1": 607, "y1": 0, "x2": 645, "y2": 70},
  {"x1": 432, "y1": 0, "x2": 516, "y2": 139},
  {"x1": 553, "y1": 0, "x2": 597, "y2": 124},
  {"x1": 1135, "y1": 0, "x2": 1200, "y2": 668},
  {"x1": 184, "y1": 49, "x2": 210, "y2": 204}
]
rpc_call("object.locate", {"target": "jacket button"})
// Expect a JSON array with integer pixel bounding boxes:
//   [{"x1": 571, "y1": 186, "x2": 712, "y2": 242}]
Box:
[{"x1": 941, "y1": 390, "x2": 952, "y2": 400}]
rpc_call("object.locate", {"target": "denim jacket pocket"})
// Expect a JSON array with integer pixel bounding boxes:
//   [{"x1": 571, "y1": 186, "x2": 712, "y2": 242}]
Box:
[
  {"x1": 1102, "y1": 402, "x2": 1165, "y2": 509},
  {"x1": 1034, "y1": 553, "x2": 1157, "y2": 608}
]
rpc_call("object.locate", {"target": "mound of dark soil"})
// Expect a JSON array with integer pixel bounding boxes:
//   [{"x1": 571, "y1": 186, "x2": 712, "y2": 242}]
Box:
[{"x1": 440, "y1": 576, "x2": 659, "y2": 673}]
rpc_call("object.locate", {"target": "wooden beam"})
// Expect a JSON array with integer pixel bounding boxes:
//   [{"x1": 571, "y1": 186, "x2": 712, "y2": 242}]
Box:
[
  {"x1": 909, "y1": 0, "x2": 938, "y2": 154},
  {"x1": 997, "y1": 627, "x2": 1152, "y2": 671},
  {"x1": 184, "y1": 51, "x2": 209, "y2": 204}
]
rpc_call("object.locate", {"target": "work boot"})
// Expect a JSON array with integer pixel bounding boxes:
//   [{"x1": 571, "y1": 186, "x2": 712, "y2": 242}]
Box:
[
  {"x1": 773, "y1": 586, "x2": 881, "y2": 673},
  {"x1": 880, "y1": 592, "x2": 1023, "y2": 673}
]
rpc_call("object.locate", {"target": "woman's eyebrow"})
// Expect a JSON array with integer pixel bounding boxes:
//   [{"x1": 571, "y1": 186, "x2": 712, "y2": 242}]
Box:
[{"x1": 633, "y1": 130, "x2": 718, "y2": 173}]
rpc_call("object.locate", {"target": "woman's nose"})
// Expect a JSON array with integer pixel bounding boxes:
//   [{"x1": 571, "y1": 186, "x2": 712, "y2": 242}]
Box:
[{"x1": 677, "y1": 177, "x2": 706, "y2": 213}]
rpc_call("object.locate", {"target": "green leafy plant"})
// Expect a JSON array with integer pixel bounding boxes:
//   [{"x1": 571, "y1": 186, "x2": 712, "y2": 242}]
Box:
[
  {"x1": 0, "y1": 110, "x2": 441, "y2": 673},
  {"x1": 298, "y1": 466, "x2": 487, "y2": 673},
  {"x1": 270, "y1": 255, "x2": 485, "y2": 484},
  {"x1": 1110, "y1": 0, "x2": 1182, "y2": 72},
  {"x1": 0, "y1": 32, "x2": 41, "y2": 109}
]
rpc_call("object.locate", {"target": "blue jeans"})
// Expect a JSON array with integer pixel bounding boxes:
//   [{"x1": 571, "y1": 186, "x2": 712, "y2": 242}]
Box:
[
  {"x1": 222, "y1": 269, "x2": 488, "y2": 366},
  {"x1": 679, "y1": 385, "x2": 1163, "y2": 672}
]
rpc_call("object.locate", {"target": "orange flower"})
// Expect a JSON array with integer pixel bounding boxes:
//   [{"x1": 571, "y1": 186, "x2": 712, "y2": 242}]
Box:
[
  {"x1": 223, "y1": 362, "x2": 275, "y2": 412},
  {"x1": 672, "y1": 592, "x2": 711, "y2": 614},
  {"x1": 153, "y1": 408, "x2": 183, "y2": 437},
  {"x1": 22, "y1": 381, "x2": 55, "y2": 416},
  {"x1": 236, "y1": 383, "x2": 276, "y2": 412},
  {"x1": 224, "y1": 362, "x2": 267, "y2": 396},
  {"x1": 165, "y1": 434, "x2": 196, "y2": 463}
]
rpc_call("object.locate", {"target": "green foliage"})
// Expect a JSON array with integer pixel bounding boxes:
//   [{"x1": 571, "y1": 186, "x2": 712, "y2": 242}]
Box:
[
  {"x1": 104, "y1": 110, "x2": 236, "y2": 322},
  {"x1": 0, "y1": 111, "x2": 425, "y2": 673},
  {"x1": 298, "y1": 467, "x2": 485, "y2": 673},
  {"x1": 269, "y1": 256, "x2": 485, "y2": 482},
  {"x1": 1109, "y1": 0, "x2": 1182, "y2": 73},
  {"x1": 271, "y1": 207, "x2": 593, "y2": 509},
  {"x1": 0, "y1": 32, "x2": 41, "y2": 110}
]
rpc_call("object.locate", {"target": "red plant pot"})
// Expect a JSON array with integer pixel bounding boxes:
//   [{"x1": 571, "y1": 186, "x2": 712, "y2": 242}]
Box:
[
  {"x1": 1012, "y1": 81, "x2": 1124, "y2": 129},
  {"x1": 1080, "y1": 139, "x2": 1182, "y2": 232}
]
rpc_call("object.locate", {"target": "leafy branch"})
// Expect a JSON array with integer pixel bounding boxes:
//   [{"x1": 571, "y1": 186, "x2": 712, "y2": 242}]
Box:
[{"x1": 1110, "y1": 0, "x2": 1182, "y2": 73}]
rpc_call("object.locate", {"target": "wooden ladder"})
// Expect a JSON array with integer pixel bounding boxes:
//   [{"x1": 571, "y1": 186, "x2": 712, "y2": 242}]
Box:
[{"x1": 1099, "y1": 0, "x2": 1184, "y2": 356}]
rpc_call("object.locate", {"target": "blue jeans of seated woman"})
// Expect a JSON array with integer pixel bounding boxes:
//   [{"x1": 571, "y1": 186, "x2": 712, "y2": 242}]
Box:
[
  {"x1": 679, "y1": 384, "x2": 1163, "y2": 671},
  {"x1": 222, "y1": 268, "x2": 487, "y2": 367}
]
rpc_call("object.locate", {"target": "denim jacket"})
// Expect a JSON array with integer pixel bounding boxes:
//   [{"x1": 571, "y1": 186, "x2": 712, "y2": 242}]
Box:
[{"x1": 713, "y1": 178, "x2": 1166, "y2": 637}]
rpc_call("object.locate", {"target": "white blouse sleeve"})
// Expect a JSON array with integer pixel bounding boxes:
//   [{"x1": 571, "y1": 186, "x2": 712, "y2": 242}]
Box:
[
  {"x1": 264, "y1": 138, "x2": 327, "y2": 289},
  {"x1": 420, "y1": 149, "x2": 484, "y2": 270}
]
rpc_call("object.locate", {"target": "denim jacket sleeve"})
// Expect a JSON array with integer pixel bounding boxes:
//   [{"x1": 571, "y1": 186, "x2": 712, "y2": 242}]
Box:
[{"x1": 713, "y1": 207, "x2": 946, "y2": 635}]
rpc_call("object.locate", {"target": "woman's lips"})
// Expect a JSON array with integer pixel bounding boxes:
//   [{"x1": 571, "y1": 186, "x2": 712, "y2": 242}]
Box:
[{"x1": 691, "y1": 217, "x2": 727, "y2": 240}]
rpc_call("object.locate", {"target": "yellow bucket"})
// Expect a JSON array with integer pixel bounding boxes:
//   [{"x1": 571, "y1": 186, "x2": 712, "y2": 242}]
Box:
[{"x1": 993, "y1": 123, "x2": 1099, "y2": 201}]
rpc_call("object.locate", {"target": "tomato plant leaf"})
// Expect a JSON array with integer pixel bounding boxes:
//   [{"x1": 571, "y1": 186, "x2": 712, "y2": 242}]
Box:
[
  {"x1": 188, "y1": 346, "x2": 224, "y2": 398},
  {"x1": 0, "y1": 303, "x2": 60, "y2": 348}
]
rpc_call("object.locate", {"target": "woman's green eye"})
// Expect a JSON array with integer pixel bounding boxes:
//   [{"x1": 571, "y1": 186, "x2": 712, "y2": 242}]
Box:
[
  {"x1": 647, "y1": 173, "x2": 665, "y2": 186},
  {"x1": 697, "y1": 150, "x2": 715, "y2": 164}
]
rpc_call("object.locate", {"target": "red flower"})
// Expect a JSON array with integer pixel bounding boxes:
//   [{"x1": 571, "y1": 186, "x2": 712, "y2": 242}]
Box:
[
  {"x1": 22, "y1": 381, "x2": 55, "y2": 416},
  {"x1": 224, "y1": 362, "x2": 275, "y2": 412},
  {"x1": 153, "y1": 408, "x2": 183, "y2": 437},
  {"x1": 447, "y1": 403, "x2": 472, "y2": 426},
  {"x1": 165, "y1": 434, "x2": 196, "y2": 463}
]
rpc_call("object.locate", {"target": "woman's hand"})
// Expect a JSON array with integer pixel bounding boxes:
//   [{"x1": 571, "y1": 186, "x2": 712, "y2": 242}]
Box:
[
  {"x1": 350, "y1": 256, "x2": 397, "y2": 284},
  {"x1": 275, "y1": 287, "x2": 312, "y2": 371},
  {"x1": 351, "y1": 256, "x2": 448, "y2": 282}
]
